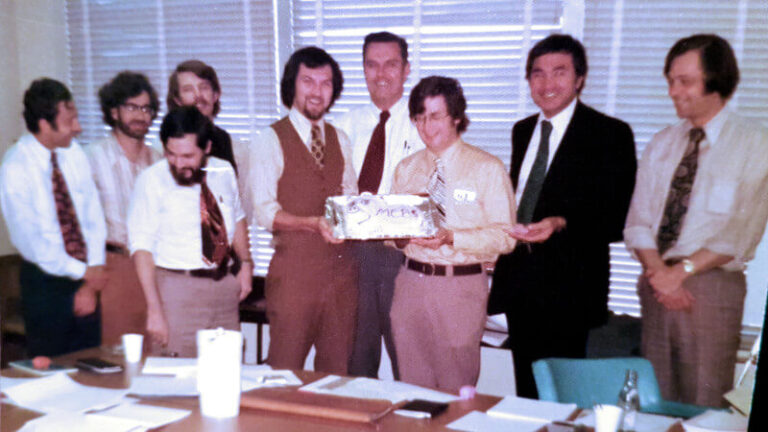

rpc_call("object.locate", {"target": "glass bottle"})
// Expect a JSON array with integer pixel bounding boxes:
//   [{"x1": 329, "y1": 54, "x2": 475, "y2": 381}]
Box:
[{"x1": 617, "y1": 369, "x2": 640, "y2": 432}]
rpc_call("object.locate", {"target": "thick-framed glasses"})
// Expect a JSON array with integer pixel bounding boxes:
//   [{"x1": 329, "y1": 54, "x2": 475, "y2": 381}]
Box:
[
  {"x1": 121, "y1": 103, "x2": 155, "y2": 115},
  {"x1": 414, "y1": 112, "x2": 451, "y2": 126}
]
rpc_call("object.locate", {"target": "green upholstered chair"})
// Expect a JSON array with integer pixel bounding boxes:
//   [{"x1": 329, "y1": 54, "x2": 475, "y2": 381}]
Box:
[{"x1": 532, "y1": 357, "x2": 712, "y2": 419}]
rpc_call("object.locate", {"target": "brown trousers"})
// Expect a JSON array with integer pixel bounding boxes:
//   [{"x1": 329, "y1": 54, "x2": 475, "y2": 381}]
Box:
[
  {"x1": 390, "y1": 266, "x2": 488, "y2": 393},
  {"x1": 639, "y1": 269, "x2": 745, "y2": 407},
  {"x1": 153, "y1": 269, "x2": 241, "y2": 357},
  {"x1": 101, "y1": 251, "x2": 147, "y2": 345},
  {"x1": 265, "y1": 243, "x2": 357, "y2": 374}
]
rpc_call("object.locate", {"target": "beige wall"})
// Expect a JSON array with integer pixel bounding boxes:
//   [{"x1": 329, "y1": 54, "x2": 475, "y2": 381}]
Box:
[{"x1": 0, "y1": 0, "x2": 69, "y2": 255}]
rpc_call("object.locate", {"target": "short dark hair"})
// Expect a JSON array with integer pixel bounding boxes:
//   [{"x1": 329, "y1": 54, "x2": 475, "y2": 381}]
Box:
[
  {"x1": 409, "y1": 76, "x2": 469, "y2": 133},
  {"x1": 280, "y1": 46, "x2": 343, "y2": 110},
  {"x1": 664, "y1": 34, "x2": 739, "y2": 100},
  {"x1": 363, "y1": 32, "x2": 408, "y2": 64},
  {"x1": 159, "y1": 106, "x2": 213, "y2": 151},
  {"x1": 98, "y1": 71, "x2": 160, "y2": 127},
  {"x1": 23, "y1": 78, "x2": 73, "y2": 133},
  {"x1": 526, "y1": 34, "x2": 588, "y2": 92},
  {"x1": 167, "y1": 60, "x2": 222, "y2": 116}
]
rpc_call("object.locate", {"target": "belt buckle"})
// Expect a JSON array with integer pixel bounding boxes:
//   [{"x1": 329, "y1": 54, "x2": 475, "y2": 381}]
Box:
[{"x1": 424, "y1": 262, "x2": 435, "y2": 276}]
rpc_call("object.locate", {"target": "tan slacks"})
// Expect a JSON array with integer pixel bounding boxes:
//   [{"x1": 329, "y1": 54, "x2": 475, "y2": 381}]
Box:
[
  {"x1": 390, "y1": 266, "x2": 488, "y2": 393},
  {"x1": 154, "y1": 269, "x2": 241, "y2": 357},
  {"x1": 639, "y1": 269, "x2": 745, "y2": 407}
]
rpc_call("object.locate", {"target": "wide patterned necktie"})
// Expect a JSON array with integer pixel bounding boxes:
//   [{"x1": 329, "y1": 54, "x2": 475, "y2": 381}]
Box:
[
  {"x1": 656, "y1": 127, "x2": 706, "y2": 255},
  {"x1": 357, "y1": 110, "x2": 390, "y2": 193},
  {"x1": 200, "y1": 173, "x2": 229, "y2": 266},
  {"x1": 51, "y1": 152, "x2": 87, "y2": 262},
  {"x1": 517, "y1": 120, "x2": 553, "y2": 224},
  {"x1": 427, "y1": 158, "x2": 447, "y2": 227},
  {"x1": 310, "y1": 124, "x2": 325, "y2": 169}
]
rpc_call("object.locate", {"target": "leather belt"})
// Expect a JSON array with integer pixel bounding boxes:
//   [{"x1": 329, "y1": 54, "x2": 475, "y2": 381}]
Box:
[
  {"x1": 158, "y1": 264, "x2": 236, "y2": 281},
  {"x1": 403, "y1": 257, "x2": 483, "y2": 277},
  {"x1": 106, "y1": 242, "x2": 130, "y2": 256}
]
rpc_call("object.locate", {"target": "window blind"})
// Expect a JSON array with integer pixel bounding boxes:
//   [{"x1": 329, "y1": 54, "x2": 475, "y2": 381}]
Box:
[{"x1": 65, "y1": 0, "x2": 278, "y2": 275}]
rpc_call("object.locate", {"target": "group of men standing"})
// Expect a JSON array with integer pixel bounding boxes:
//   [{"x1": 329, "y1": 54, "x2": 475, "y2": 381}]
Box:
[{"x1": 2, "y1": 29, "x2": 767, "y2": 408}]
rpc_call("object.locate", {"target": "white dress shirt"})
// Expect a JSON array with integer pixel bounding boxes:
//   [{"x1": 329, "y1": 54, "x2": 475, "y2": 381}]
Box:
[
  {"x1": 128, "y1": 156, "x2": 245, "y2": 270},
  {"x1": 0, "y1": 134, "x2": 106, "y2": 279},
  {"x1": 335, "y1": 97, "x2": 424, "y2": 194},
  {"x1": 86, "y1": 133, "x2": 162, "y2": 247},
  {"x1": 515, "y1": 98, "x2": 578, "y2": 203},
  {"x1": 249, "y1": 107, "x2": 358, "y2": 230},
  {"x1": 624, "y1": 107, "x2": 768, "y2": 271}
]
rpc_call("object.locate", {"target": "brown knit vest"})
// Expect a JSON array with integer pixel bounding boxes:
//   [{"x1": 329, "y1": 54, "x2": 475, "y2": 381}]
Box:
[{"x1": 270, "y1": 117, "x2": 344, "y2": 256}]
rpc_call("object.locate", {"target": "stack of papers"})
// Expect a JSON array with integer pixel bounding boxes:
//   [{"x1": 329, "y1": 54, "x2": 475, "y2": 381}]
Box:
[
  {"x1": 300, "y1": 375, "x2": 458, "y2": 404},
  {"x1": 3, "y1": 373, "x2": 192, "y2": 431},
  {"x1": 448, "y1": 396, "x2": 577, "y2": 432},
  {"x1": 130, "y1": 358, "x2": 303, "y2": 396},
  {"x1": 3, "y1": 373, "x2": 129, "y2": 413}
]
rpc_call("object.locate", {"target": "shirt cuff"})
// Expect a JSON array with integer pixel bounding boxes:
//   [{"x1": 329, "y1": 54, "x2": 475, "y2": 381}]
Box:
[
  {"x1": 623, "y1": 226, "x2": 657, "y2": 252},
  {"x1": 65, "y1": 259, "x2": 88, "y2": 280},
  {"x1": 129, "y1": 234, "x2": 156, "y2": 257}
]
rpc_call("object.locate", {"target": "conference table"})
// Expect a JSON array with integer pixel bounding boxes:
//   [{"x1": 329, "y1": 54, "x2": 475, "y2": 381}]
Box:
[{"x1": 1, "y1": 347, "x2": 683, "y2": 431}]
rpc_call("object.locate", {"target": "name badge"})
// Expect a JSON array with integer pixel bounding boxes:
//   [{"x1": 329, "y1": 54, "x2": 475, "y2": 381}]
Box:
[{"x1": 453, "y1": 189, "x2": 476, "y2": 203}]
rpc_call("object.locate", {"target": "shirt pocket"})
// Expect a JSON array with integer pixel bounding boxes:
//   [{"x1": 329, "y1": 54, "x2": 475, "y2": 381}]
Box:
[{"x1": 707, "y1": 179, "x2": 738, "y2": 215}]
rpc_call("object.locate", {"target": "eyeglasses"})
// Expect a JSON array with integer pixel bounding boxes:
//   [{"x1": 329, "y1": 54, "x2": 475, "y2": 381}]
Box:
[
  {"x1": 121, "y1": 103, "x2": 156, "y2": 115},
  {"x1": 414, "y1": 112, "x2": 451, "y2": 125}
]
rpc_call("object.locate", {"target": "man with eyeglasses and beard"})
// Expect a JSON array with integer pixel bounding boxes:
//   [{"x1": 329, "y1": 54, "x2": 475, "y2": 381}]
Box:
[
  {"x1": 86, "y1": 71, "x2": 162, "y2": 346},
  {"x1": 128, "y1": 106, "x2": 252, "y2": 357}
]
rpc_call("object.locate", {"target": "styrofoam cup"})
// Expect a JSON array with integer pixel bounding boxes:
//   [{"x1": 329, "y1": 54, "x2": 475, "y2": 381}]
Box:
[{"x1": 122, "y1": 333, "x2": 144, "y2": 363}]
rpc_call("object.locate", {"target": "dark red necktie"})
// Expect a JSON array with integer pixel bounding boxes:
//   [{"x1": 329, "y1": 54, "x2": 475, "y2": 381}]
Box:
[
  {"x1": 51, "y1": 152, "x2": 87, "y2": 262},
  {"x1": 357, "y1": 110, "x2": 390, "y2": 193},
  {"x1": 200, "y1": 173, "x2": 229, "y2": 266}
]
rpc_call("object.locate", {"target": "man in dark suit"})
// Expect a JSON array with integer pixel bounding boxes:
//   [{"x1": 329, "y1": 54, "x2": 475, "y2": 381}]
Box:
[{"x1": 488, "y1": 34, "x2": 637, "y2": 398}]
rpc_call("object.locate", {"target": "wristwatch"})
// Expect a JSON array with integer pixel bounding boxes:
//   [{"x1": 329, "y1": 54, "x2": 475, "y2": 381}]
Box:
[{"x1": 681, "y1": 258, "x2": 696, "y2": 275}]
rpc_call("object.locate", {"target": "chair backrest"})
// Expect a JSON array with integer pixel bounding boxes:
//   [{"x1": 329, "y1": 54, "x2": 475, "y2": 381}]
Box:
[{"x1": 532, "y1": 357, "x2": 664, "y2": 409}]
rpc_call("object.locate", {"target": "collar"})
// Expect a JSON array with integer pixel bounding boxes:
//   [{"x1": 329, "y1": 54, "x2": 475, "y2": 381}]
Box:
[
  {"x1": 427, "y1": 138, "x2": 462, "y2": 164},
  {"x1": 538, "y1": 98, "x2": 578, "y2": 138},
  {"x1": 22, "y1": 133, "x2": 61, "y2": 169},
  {"x1": 289, "y1": 107, "x2": 325, "y2": 142},
  {"x1": 693, "y1": 105, "x2": 730, "y2": 148},
  {"x1": 369, "y1": 97, "x2": 408, "y2": 120}
]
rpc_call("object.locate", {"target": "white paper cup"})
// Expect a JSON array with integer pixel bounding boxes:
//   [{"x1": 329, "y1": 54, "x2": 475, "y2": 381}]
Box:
[
  {"x1": 594, "y1": 404, "x2": 623, "y2": 432},
  {"x1": 197, "y1": 328, "x2": 243, "y2": 418},
  {"x1": 122, "y1": 333, "x2": 144, "y2": 363}
]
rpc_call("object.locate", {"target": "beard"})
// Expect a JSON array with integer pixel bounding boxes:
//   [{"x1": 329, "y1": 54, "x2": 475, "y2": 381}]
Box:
[
  {"x1": 115, "y1": 118, "x2": 149, "y2": 140},
  {"x1": 170, "y1": 156, "x2": 207, "y2": 186}
]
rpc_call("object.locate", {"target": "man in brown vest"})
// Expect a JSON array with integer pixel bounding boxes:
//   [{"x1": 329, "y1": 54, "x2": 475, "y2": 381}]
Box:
[{"x1": 250, "y1": 47, "x2": 358, "y2": 374}]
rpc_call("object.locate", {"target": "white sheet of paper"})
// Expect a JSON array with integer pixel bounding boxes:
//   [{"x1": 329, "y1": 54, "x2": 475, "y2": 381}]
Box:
[
  {"x1": 300, "y1": 375, "x2": 457, "y2": 404},
  {"x1": 241, "y1": 366, "x2": 302, "y2": 391},
  {"x1": 683, "y1": 410, "x2": 748, "y2": 431},
  {"x1": 0, "y1": 376, "x2": 38, "y2": 392},
  {"x1": 128, "y1": 375, "x2": 198, "y2": 396},
  {"x1": 487, "y1": 396, "x2": 577, "y2": 422},
  {"x1": 580, "y1": 411, "x2": 680, "y2": 432},
  {"x1": 92, "y1": 402, "x2": 191, "y2": 428},
  {"x1": 18, "y1": 412, "x2": 140, "y2": 432},
  {"x1": 447, "y1": 410, "x2": 544, "y2": 432},
  {"x1": 141, "y1": 357, "x2": 197, "y2": 376},
  {"x1": 3, "y1": 373, "x2": 128, "y2": 414}
]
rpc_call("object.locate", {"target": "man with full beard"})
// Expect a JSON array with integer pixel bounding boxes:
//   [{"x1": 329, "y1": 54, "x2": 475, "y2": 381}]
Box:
[
  {"x1": 86, "y1": 71, "x2": 162, "y2": 345},
  {"x1": 251, "y1": 47, "x2": 358, "y2": 373},
  {"x1": 129, "y1": 106, "x2": 252, "y2": 357}
]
